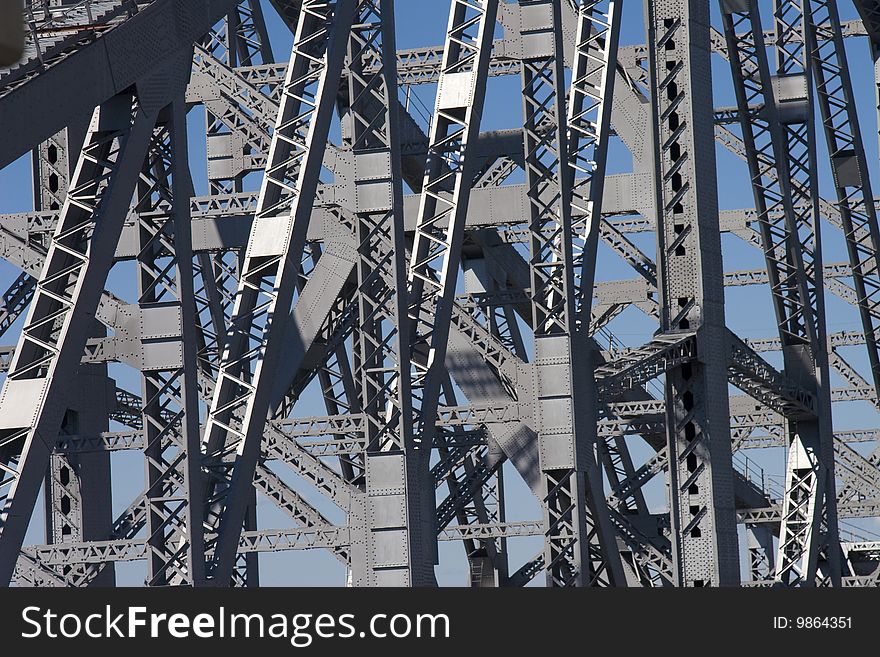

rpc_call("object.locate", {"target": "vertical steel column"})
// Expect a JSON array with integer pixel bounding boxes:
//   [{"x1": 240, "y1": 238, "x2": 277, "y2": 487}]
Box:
[
  {"x1": 721, "y1": 1, "x2": 815, "y2": 350},
  {"x1": 136, "y1": 98, "x2": 206, "y2": 586},
  {"x1": 0, "y1": 85, "x2": 163, "y2": 584},
  {"x1": 43, "y1": 370, "x2": 115, "y2": 586},
  {"x1": 565, "y1": 0, "x2": 627, "y2": 584},
  {"x1": 646, "y1": 0, "x2": 740, "y2": 586},
  {"x1": 201, "y1": 0, "x2": 357, "y2": 584},
  {"x1": 805, "y1": 0, "x2": 880, "y2": 400},
  {"x1": 773, "y1": 0, "x2": 824, "y2": 340},
  {"x1": 32, "y1": 109, "x2": 115, "y2": 586},
  {"x1": 519, "y1": 0, "x2": 623, "y2": 586},
  {"x1": 799, "y1": 0, "x2": 873, "y2": 584},
  {"x1": 341, "y1": 0, "x2": 426, "y2": 587},
  {"x1": 722, "y1": 0, "x2": 837, "y2": 586},
  {"x1": 771, "y1": 0, "x2": 840, "y2": 586}
]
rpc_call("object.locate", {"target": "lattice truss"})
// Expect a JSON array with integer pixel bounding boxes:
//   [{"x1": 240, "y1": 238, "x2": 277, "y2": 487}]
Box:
[{"x1": 3, "y1": 0, "x2": 880, "y2": 587}]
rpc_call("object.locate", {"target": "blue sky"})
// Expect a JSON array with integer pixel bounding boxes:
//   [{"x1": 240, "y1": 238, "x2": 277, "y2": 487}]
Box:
[{"x1": 1, "y1": 0, "x2": 879, "y2": 585}]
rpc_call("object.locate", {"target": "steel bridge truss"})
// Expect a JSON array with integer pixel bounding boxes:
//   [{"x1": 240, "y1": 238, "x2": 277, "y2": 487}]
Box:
[{"x1": 3, "y1": 0, "x2": 880, "y2": 587}]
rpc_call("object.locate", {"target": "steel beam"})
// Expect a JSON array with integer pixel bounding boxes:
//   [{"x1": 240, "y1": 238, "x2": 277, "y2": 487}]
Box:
[
  {"x1": 0, "y1": 62, "x2": 188, "y2": 584},
  {"x1": 646, "y1": 0, "x2": 740, "y2": 586}
]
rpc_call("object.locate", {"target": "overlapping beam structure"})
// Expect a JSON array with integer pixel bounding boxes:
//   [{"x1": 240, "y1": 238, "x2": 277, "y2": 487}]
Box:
[{"x1": 2, "y1": 0, "x2": 880, "y2": 587}]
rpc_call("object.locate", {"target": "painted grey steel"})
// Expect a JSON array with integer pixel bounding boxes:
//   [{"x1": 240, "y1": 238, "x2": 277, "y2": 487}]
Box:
[
  {"x1": 2, "y1": 0, "x2": 880, "y2": 587},
  {"x1": 646, "y1": 0, "x2": 739, "y2": 586}
]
